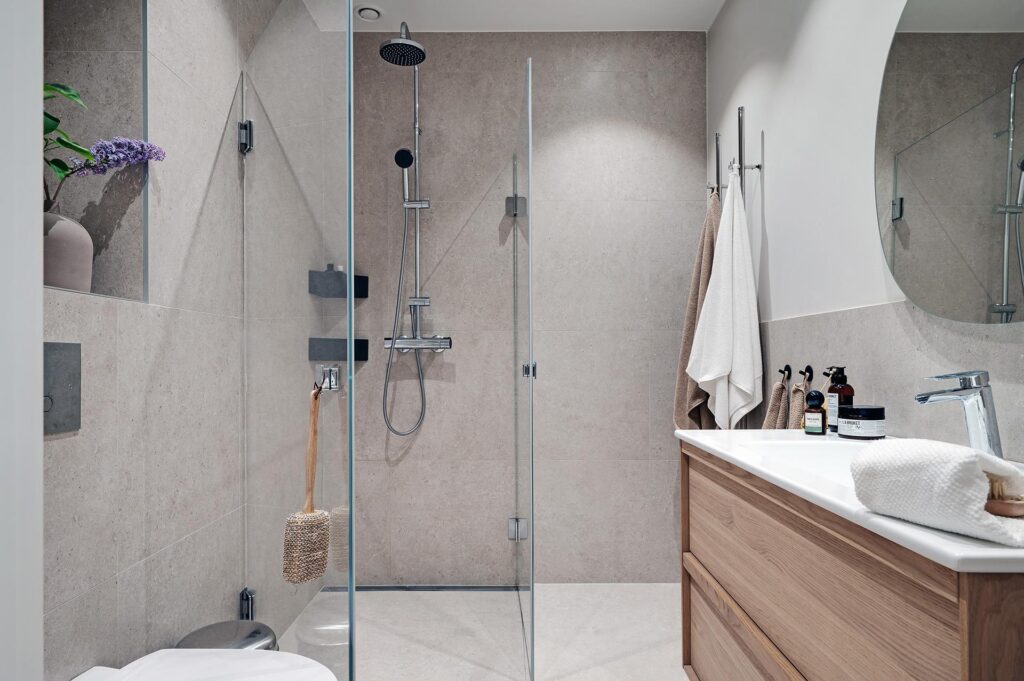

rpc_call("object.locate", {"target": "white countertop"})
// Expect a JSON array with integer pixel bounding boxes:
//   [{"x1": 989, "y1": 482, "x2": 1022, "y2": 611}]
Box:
[{"x1": 676, "y1": 429, "x2": 1024, "y2": 573}]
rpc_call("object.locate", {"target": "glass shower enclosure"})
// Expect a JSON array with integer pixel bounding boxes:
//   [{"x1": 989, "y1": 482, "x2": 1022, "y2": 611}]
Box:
[
  {"x1": 344, "y1": 53, "x2": 536, "y2": 680},
  {"x1": 247, "y1": 17, "x2": 537, "y2": 679},
  {"x1": 238, "y1": 11, "x2": 537, "y2": 676}
]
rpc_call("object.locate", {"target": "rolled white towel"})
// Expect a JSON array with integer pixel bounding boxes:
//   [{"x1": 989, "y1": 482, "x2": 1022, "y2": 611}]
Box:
[{"x1": 851, "y1": 438, "x2": 1024, "y2": 547}]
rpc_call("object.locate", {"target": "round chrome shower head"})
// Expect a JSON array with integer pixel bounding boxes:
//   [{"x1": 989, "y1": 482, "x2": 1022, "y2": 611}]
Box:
[{"x1": 379, "y1": 22, "x2": 426, "y2": 66}]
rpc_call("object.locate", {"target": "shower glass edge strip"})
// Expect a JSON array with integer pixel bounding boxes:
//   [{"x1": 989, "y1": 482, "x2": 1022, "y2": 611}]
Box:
[
  {"x1": 345, "y1": 0, "x2": 356, "y2": 678},
  {"x1": 527, "y1": 56, "x2": 536, "y2": 681}
]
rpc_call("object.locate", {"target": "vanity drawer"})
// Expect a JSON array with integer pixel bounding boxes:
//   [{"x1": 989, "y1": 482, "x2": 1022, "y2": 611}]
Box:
[
  {"x1": 687, "y1": 552, "x2": 805, "y2": 681},
  {"x1": 691, "y1": 584, "x2": 770, "y2": 681},
  {"x1": 687, "y1": 456, "x2": 961, "y2": 681}
]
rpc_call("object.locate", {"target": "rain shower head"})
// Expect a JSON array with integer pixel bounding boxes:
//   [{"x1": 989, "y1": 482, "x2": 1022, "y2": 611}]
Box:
[{"x1": 379, "y1": 22, "x2": 426, "y2": 66}]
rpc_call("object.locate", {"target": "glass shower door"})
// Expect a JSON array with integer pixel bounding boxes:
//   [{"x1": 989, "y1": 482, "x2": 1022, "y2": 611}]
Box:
[
  {"x1": 513, "y1": 57, "x2": 535, "y2": 680},
  {"x1": 348, "y1": 46, "x2": 532, "y2": 681}
]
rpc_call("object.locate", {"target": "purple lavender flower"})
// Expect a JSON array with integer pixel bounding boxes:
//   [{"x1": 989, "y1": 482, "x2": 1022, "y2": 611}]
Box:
[{"x1": 70, "y1": 136, "x2": 166, "y2": 176}]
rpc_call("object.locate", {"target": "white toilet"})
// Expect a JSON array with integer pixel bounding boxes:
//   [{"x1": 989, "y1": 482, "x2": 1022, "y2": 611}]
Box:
[{"x1": 73, "y1": 649, "x2": 337, "y2": 681}]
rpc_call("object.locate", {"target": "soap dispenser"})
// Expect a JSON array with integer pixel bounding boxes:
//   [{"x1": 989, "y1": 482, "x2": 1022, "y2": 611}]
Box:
[{"x1": 826, "y1": 366, "x2": 854, "y2": 433}]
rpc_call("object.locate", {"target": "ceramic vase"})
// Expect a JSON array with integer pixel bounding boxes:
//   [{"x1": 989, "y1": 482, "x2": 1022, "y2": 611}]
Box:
[{"x1": 44, "y1": 212, "x2": 93, "y2": 293}]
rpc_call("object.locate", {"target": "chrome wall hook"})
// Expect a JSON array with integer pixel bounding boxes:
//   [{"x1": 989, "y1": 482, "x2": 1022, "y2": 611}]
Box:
[{"x1": 318, "y1": 365, "x2": 340, "y2": 392}]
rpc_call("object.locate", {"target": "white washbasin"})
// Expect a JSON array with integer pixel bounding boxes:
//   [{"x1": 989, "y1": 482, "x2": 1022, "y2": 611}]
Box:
[{"x1": 737, "y1": 438, "x2": 864, "y2": 487}]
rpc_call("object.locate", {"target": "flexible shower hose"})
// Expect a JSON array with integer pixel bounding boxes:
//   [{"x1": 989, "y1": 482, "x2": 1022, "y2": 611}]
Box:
[{"x1": 383, "y1": 208, "x2": 427, "y2": 436}]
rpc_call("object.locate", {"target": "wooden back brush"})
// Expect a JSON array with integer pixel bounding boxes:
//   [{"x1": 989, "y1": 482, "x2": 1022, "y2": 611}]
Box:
[{"x1": 283, "y1": 383, "x2": 331, "y2": 584}]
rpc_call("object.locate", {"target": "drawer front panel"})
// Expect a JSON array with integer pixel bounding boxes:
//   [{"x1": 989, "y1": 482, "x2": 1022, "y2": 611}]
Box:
[
  {"x1": 691, "y1": 586, "x2": 767, "y2": 681},
  {"x1": 688, "y1": 462, "x2": 960, "y2": 681}
]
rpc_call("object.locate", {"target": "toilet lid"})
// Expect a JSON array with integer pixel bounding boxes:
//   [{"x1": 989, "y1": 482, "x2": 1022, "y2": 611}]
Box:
[{"x1": 116, "y1": 649, "x2": 336, "y2": 681}]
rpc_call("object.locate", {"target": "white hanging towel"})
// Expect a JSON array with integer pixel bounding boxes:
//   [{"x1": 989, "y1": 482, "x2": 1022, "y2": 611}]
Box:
[{"x1": 685, "y1": 167, "x2": 763, "y2": 429}]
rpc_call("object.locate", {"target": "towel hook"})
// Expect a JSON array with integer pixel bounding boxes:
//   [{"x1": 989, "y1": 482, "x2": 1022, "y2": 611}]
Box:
[
  {"x1": 778, "y1": 364, "x2": 792, "y2": 382},
  {"x1": 799, "y1": 365, "x2": 814, "y2": 383}
]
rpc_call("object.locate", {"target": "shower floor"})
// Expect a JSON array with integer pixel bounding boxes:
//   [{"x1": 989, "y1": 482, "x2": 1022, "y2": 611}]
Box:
[{"x1": 279, "y1": 583, "x2": 686, "y2": 681}]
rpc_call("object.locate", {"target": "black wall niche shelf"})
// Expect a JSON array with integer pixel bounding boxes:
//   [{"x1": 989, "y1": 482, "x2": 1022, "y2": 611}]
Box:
[
  {"x1": 309, "y1": 264, "x2": 368, "y2": 299},
  {"x1": 308, "y1": 337, "x2": 369, "y2": 363}
]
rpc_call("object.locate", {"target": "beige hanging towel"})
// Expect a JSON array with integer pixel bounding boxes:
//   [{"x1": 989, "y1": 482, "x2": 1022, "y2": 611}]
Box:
[
  {"x1": 762, "y1": 368, "x2": 790, "y2": 429},
  {"x1": 788, "y1": 372, "x2": 811, "y2": 429},
  {"x1": 673, "y1": 191, "x2": 722, "y2": 430}
]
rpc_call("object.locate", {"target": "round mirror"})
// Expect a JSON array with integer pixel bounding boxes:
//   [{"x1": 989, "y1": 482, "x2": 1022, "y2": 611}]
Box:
[{"x1": 876, "y1": 2, "x2": 1024, "y2": 324}]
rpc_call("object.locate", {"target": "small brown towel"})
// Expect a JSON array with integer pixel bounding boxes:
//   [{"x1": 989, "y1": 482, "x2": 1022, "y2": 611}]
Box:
[
  {"x1": 788, "y1": 376, "x2": 810, "y2": 429},
  {"x1": 762, "y1": 376, "x2": 790, "y2": 429},
  {"x1": 674, "y1": 191, "x2": 722, "y2": 430}
]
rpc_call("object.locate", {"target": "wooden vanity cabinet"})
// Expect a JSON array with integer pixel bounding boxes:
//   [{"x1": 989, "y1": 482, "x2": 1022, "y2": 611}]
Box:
[{"x1": 679, "y1": 442, "x2": 1024, "y2": 681}]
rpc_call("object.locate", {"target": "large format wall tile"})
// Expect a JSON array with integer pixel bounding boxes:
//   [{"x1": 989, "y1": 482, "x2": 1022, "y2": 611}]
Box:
[
  {"x1": 535, "y1": 459, "x2": 681, "y2": 583},
  {"x1": 126, "y1": 508, "x2": 244, "y2": 652},
  {"x1": 387, "y1": 460, "x2": 518, "y2": 585},
  {"x1": 533, "y1": 201, "x2": 654, "y2": 333},
  {"x1": 243, "y1": 85, "x2": 325, "y2": 322},
  {"x1": 43, "y1": 290, "x2": 122, "y2": 611},
  {"x1": 117, "y1": 302, "x2": 243, "y2": 555},
  {"x1": 236, "y1": 0, "x2": 285, "y2": 62},
  {"x1": 44, "y1": 578, "x2": 119, "y2": 681},
  {"x1": 244, "y1": 0, "x2": 324, "y2": 129},
  {"x1": 534, "y1": 329, "x2": 651, "y2": 462},
  {"x1": 245, "y1": 317, "x2": 330, "y2": 508},
  {"x1": 44, "y1": 510, "x2": 243, "y2": 681},
  {"x1": 146, "y1": 59, "x2": 243, "y2": 316},
  {"x1": 45, "y1": 0, "x2": 142, "y2": 51},
  {"x1": 147, "y1": 0, "x2": 240, "y2": 115}
]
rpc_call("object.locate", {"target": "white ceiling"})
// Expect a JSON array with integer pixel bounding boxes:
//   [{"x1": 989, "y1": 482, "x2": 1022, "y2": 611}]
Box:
[
  {"x1": 344, "y1": 0, "x2": 728, "y2": 33},
  {"x1": 898, "y1": 0, "x2": 1024, "y2": 32}
]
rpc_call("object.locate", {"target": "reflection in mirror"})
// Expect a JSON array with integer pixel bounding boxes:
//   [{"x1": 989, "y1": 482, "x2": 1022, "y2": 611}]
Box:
[
  {"x1": 43, "y1": 0, "x2": 154, "y2": 300},
  {"x1": 876, "y1": 3, "x2": 1024, "y2": 323}
]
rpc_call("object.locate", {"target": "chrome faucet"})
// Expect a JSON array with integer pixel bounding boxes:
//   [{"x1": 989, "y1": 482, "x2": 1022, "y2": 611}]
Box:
[{"x1": 914, "y1": 371, "x2": 1003, "y2": 458}]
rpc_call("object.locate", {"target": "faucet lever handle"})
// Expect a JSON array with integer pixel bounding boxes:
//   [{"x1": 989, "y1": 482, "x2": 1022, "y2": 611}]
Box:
[{"x1": 927, "y1": 370, "x2": 990, "y2": 389}]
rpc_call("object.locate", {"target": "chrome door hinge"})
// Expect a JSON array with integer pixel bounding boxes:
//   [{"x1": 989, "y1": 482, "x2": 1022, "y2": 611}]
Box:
[
  {"x1": 891, "y1": 197, "x2": 904, "y2": 221},
  {"x1": 508, "y1": 517, "x2": 529, "y2": 542},
  {"x1": 521, "y1": 362, "x2": 536, "y2": 379},
  {"x1": 238, "y1": 120, "x2": 254, "y2": 154},
  {"x1": 239, "y1": 587, "x2": 256, "y2": 621}
]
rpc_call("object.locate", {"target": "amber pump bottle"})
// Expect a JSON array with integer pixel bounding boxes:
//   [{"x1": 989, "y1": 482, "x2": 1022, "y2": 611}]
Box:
[{"x1": 826, "y1": 366, "x2": 854, "y2": 433}]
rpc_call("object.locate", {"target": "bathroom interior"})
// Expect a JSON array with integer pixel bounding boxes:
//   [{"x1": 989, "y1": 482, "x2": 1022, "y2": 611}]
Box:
[{"x1": 5, "y1": 0, "x2": 1024, "y2": 679}]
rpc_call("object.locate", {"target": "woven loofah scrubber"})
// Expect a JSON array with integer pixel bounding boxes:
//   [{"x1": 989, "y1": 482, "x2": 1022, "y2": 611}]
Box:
[{"x1": 283, "y1": 384, "x2": 330, "y2": 584}]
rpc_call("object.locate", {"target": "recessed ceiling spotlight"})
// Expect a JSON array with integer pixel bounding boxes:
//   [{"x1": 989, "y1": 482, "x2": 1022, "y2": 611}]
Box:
[{"x1": 356, "y1": 5, "x2": 382, "y2": 22}]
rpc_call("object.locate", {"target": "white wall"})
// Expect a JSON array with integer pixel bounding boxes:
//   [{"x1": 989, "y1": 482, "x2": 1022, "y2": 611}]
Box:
[
  {"x1": 0, "y1": 3, "x2": 44, "y2": 680},
  {"x1": 708, "y1": 0, "x2": 907, "y2": 322}
]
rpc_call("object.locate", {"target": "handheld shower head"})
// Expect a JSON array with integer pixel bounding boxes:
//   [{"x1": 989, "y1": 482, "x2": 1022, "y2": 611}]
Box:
[
  {"x1": 395, "y1": 148, "x2": 414, "y2": 169},
  {"x1": 395, "y1": 148, "x2": 414, "y2": 202},
  {"x1": 379, "y1": 22, "x2": 426, "y2": 66}
]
